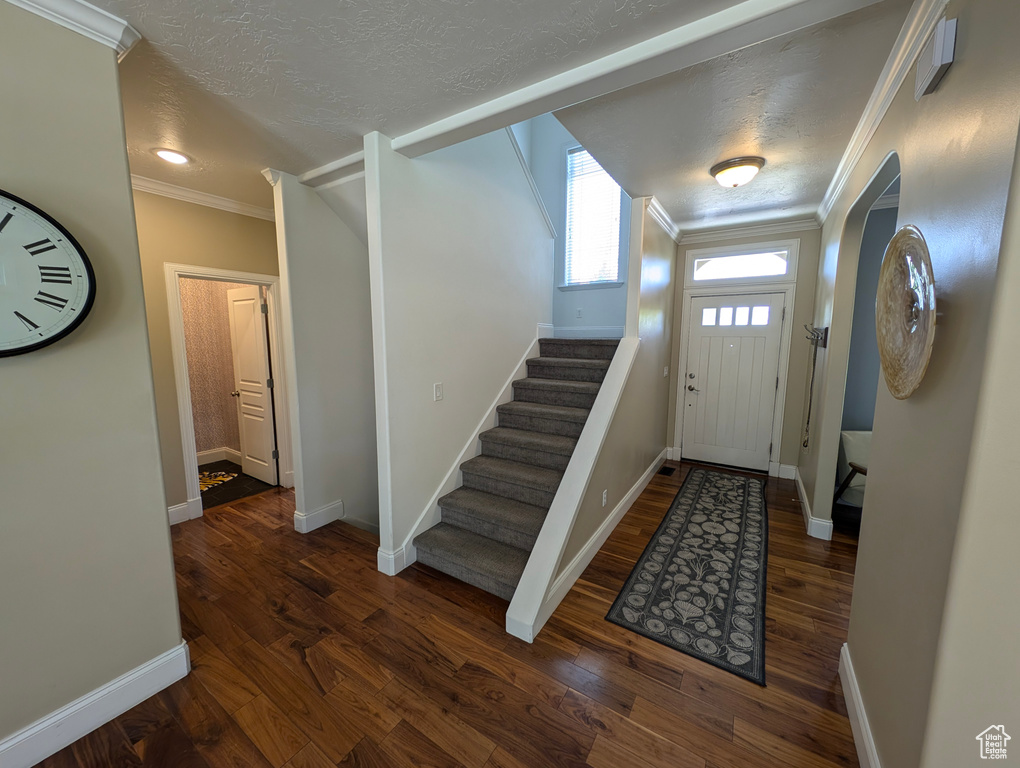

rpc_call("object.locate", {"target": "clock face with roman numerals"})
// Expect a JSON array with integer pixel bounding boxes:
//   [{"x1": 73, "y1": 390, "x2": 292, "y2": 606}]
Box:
[{"x1": 0, "y1": 189, "x2": 96, "y2": 357}]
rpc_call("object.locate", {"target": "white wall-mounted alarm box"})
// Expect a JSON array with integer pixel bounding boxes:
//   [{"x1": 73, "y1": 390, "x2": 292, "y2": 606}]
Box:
[{"x1": 915, "y1": 17, "x2": 957, "y2": 100}]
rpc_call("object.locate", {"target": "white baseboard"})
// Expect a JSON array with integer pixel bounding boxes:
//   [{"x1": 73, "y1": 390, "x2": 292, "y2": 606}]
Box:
[
  {"x1": 554, "y1": 325, "x2": 626, "y2": 339},
  {"x1": 840, "y1": 644, "x2": 881, "y2": 768},
  {"x1": 795, "y1": 467, "x2": 833, "y2": 540},
  {"x1": 294, "y1": 499, "x2": 344, "y2": 533},
  {"x1": 537, "y1": 322, "x2": 554, "y2": 338},
  {"x1": 666, "y1": 446, "x2": 681, "y2": 461},
  {"x1": 377, "y1": 544, "x2": 414, "y2": 576},
  {"x1": 282, "y1": 469, "x2": 295, "y2": 489},
  {"x1": 0, "y1": 641, "x2": 190, "y2": 768},
  {"x1": 507, "y1": 448, "x2": 667, "y2": 641},
  {"x1": 769, "y1": 461, "x2": 798, "y2": 479},
  {"x1": 168, "y1": 497, "x2": 203, "y2": 526},
  {"x1": 196, "y1": 447, "x2": 242, "y2": 465}
]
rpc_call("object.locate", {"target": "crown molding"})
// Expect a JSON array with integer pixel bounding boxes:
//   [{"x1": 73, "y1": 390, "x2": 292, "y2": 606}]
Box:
[
  {"x1": 5, "y1": 0, "x2": 141, "y2": 60},
  {"x1": 299, "y1": 0, "x2": 884, "y2": 187},
  {"x1": 679, "y1": 216, "x2": 820, "y2": 245},
  {"x1": 870, "y1": 193, "x2": 900, "y2": 211},
  {"x1": 261, "y1": 168, "x2": 283, "y2": 187},
  {"x1": 647, "y1": 197, "x2": 681, "y2": 243},
  {"x1": 132, "y1": 176, "x2": 275, "y2": 221},
  {"x1": 817, "y1": 0, "x2": 950, "y2": 223}
]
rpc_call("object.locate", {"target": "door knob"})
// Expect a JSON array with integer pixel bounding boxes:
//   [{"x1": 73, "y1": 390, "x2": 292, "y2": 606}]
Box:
[
  {"x1": 687, "y1": 385, "x2": 700, "y2": 392},
  {"x1": 230, "y1": 390, "x2": 240, "y2": 397}
]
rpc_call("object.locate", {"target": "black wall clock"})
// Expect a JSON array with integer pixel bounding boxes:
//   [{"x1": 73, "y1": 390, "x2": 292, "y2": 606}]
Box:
[{"x1": 0, "y1": 189, "x2": 96, "y2": 357}]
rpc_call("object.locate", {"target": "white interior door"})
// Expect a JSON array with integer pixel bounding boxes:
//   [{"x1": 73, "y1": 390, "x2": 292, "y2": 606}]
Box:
[
  {"x1": 227, "y1": 285, "x2": 278, "y2": 485},
  {"x1": 681, "y1": 293, "x2": 785, "y2": 471}
]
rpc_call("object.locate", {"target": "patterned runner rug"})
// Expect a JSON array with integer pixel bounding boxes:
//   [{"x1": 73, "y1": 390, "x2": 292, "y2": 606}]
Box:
[{"x1": 606, "y1": 467, "x2": 768, "y2": 685}]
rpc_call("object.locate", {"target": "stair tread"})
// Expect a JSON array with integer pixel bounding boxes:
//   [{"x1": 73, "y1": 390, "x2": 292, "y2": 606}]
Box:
[
  {"x1": 527, "y1": 356, "x2": 611, "y2": 369},
  {"x1": 496, "y1": 401, "x2": 590, "y2": 423},
  {"x1": 512, "y1": 377, "x2": 601, "y2": 393},
  {"x1": 479, "y1": 427, "x2": 577, "y2": 456},
  {"x1": 539, "y1": 338, "x2": 621, "y2": 345},
  {"x1": 438, "y1": 488, "x2": 547, "y2": 534},
  {"x1": 461, "y1": 455, "x2": 563, "y2": 492},
  {"x1": 414, "y1": 523, "x2": 529, "y2": 588}
]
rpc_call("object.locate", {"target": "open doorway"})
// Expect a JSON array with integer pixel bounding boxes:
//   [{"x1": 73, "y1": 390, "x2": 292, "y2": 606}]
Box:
[
  {"x1": 180, "y1": 277, "x2": 278, "y2": 508},
  {"x1": 166, "y1": 263, "x2": 294, "y2": 518},
  {"x1": 832, "y1": 178, "x2": 899, "y2": 534}
]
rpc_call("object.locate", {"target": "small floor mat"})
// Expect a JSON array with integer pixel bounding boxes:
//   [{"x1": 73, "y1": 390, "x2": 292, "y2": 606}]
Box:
[{"x1": 199, "y1": 471, "x2": 237, "y2": 492}]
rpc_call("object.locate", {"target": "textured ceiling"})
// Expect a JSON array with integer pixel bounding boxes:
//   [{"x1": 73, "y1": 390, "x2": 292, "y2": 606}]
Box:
[
  {"x1": 99, "y1": 0, "x2": 755, "y2": 207},
  {"x1": 555, "y1": 0, "x2": 912, "y2": 233}
]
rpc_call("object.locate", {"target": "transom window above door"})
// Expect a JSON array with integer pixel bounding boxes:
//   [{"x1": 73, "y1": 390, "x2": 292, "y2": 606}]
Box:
[{"x1": 684, "y1": 239, "x2": 799, "y2": 288}]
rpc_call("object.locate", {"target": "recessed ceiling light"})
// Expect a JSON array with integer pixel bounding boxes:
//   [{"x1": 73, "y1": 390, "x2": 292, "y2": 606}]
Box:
[
  {"x1": 710, "y1": 157, "x2": 765, "y2": 188},
  {"x1": 155, "y1": 149, "x2": 190, "y2": 165}
]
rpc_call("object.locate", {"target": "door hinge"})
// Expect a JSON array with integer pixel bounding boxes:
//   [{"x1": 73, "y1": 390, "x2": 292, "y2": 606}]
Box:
[
  {"x1": 769, "y1": 442, "x2": 773, "y2": 456},
  {"x1": 776, "y1": 376, "x2": 780, "y2": 390},
  {"x1": 272, "y1": 449, "x2": 279, "y2": 460},
  {"x1": 261, "y1": 302, "x2": 268, "y2": 314},
  {"x1": 267, "y1": 378, "x2": 274, "y2": 389},
  {"x1": 782, "y1": 307, "x2": 786, "y2": 322}
]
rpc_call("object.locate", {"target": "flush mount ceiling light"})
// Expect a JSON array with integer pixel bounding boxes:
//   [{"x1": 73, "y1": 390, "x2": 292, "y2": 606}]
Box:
[
  {"x1": 154, "y1": 148, "x2": 190, "y2": 165},
  {"x1": 710, "y1": 156, "x2": 765, "y2": 188}
]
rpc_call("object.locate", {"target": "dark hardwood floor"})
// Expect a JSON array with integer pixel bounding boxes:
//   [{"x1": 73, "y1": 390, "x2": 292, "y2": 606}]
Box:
[{"x1": 42, "y1": 460, "x2": 860, "y2": 768}]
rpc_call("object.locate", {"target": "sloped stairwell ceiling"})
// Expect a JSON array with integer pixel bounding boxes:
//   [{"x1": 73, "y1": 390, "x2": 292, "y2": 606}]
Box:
[{"x1": 554, "y1": 0, "x2": 912, "y2": 233}]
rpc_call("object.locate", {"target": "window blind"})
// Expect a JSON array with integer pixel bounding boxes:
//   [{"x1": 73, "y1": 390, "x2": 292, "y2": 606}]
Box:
[{"x1": 565, "y1": 148, "x2": 620, "y2": 285}]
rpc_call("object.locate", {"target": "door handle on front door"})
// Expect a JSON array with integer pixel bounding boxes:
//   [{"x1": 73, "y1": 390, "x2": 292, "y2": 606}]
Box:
[
  {"x1": 230, "y1": 390, "x2": 240, "y2": 397},
  {"x1": 687, "y1": 385, "x2": 700, "y2": 392}
]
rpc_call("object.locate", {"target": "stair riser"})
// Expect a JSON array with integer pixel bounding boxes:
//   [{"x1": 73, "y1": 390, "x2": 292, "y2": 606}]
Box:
[
  {"x1": 497, "y1": 411, "x2": 586, "y2": 438},
  {"x1": 480, "y1": 439, "x2": 571, "y2": 471},
  {"x1": 513, "y1": 385, "x2": 597, "y2": 409},
  {"x1": 462, "y1": 471, "x2": 556, "y2": 508},
  {"x1": 527, "y1": 362, "x2": 607, "y2": 383},
  {"x1": 439, "y1": 507, "x2": 540, "y2": 550},
  {"x1": 415, "y1": 549, "x2": 516, "y2": 601},
  {"x1": 538, "y1": 339, "x2": 619, "y2": 360}
]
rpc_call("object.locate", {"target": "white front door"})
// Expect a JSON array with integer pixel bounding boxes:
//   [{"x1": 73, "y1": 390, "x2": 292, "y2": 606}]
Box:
[
  {"x1": 681, "y1": 293, "x2": 785, "y2": 471},
  {"x1": 227, "y1": 285, "x2": 278, "y2": 485}
]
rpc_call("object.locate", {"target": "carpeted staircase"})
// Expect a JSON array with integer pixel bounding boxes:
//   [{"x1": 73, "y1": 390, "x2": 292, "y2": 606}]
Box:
[{"x1": 413, "y1": 338, "x2": 620, "y2": 601}]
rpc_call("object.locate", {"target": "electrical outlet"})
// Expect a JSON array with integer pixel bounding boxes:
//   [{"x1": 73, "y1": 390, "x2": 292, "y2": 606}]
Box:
[
  {"x1": 576, "y1": 308, "x2": 583, "y2": 318},
  {"x1": 433, "y1": 382, "x2": 443, "y2": 401},
  {"x1": 663, "y1": 366, "x2": 669, "y2": 378},
  {"x1": 602, "y1": 489, "x2": 608, "y2": 507}
]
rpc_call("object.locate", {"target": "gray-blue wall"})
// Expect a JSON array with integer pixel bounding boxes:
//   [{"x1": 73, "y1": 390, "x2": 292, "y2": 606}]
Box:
[
  {"x1": 842, "y1": 206, "x2": 899, "y2": 430},
  {"x1": 526, "y1": 114, "x2": 630, "y2": 336}
]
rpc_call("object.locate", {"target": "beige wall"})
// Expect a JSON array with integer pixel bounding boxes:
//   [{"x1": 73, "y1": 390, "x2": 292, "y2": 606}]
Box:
[
  {"x1": 180, "y1": 278, "x2": 247, "y2": 454},
  {"x1": 272, "y1": 173, "x2": 379, "y2": 531},
  {"x1": 918, "y1": 122, "x2": 1020, "y2": 768},
  {"x1": 0, "y1": 4, "x2": 181, "y2": 739},
  {"x1": 667, "y1": 227, "x2": 820, "y2": 467},
  {"x1": 796, "y1": 1, "x2": 1020, "y2": 766},
  {"x1": 562, "y1": 200, "x2": 675, "y2": 564},
  {"x1": 364, "y1": 129, "x2": 554, "y2": 556},
  {"x1": 134, "y1": 191, "x2": 278, "y2": 506}
]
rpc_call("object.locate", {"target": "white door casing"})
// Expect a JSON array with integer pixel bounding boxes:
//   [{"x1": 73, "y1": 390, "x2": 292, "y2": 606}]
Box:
[
  {"x1": 681, "y1": 293, "x2": 785, "y2": 471},
  {"x1": 227, "y1": 285, "x2": 278, "y2": 485}
]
